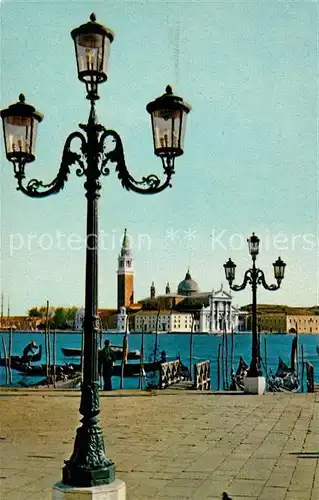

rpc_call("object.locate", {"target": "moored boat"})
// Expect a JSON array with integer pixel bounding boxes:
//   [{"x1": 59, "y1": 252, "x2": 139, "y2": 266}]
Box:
[
  {"x1": 0, "y1": 344, "x2": 42, "y2": 367},
  {"x1": 268, "y1": 336, "x2": 299, "y2": 393},
  {"x1": 61, "y1": 346, "x2": 141, "y2": 360},
  {"x1": 230, "y1": 357, "x2": 248, "y2": 391}
]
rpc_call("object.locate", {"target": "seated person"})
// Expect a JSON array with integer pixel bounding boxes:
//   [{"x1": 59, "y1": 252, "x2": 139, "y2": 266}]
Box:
[{"x1": 23, "y1": 340, "x2": 39, "y2": 364}]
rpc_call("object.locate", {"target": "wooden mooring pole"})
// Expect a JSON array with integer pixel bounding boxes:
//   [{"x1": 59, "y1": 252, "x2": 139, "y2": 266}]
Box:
[
  {"x1": 8, "y1": 328, "x2": 13, "y2": 385},
  {"x1": 225, "y1": 327, "x2": 229, "y2": 389},
  {"x1": 139, "y1": 324, "x2": 145, "y2": 390},
  {"x1": 45, "y1": 300, "x2": 50, "y2": 387},
  {"x1": 53, "y1": 329, "x2": 57, "y2": 388},
  {"x1": 189, "y1": 315, "x2": 195, "y2": 383},
  {"x1": 80, "y1": 328, "x2": 84, "y2": 383},
  {"x1": 231, "y1": 328, "x2": 234, "y2": 370},
  {"x1": 120, "y1": 319, "x2": 129, "y2": 390},
  {"x1": 1, "y1": 336, "x2": 8, "y2": 385},
  {"x1": 264, "y1": 336, "x2": 268, "y2": 377},
  {"x1": 301, "y1": 345, "x2": 304, "y2": 393},
  {"x1": 217, "y1": 343, "x2": 221, "y2": 391},
  {"x1": 221, "y1": 331, "x2": 225, "y2": 390}
]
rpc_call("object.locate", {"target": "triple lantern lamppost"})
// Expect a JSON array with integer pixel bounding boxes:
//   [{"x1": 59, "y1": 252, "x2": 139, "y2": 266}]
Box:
[
  {"x1": 224, "y1": 233, "x2": 286, "y2": 378},
  {"x1": 0, "y1": 14, "x2": 191, "y2": 487}
]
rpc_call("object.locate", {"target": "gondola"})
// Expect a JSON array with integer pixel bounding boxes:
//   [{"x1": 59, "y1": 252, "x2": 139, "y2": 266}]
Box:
[
  {"x1": 0, "y1": 344, "x2": 42, "y2": 367},
  {"x1": 229, "y1": 357, "x2": 248, "y2": 391},
  {"x1": 3, "y1": 359, "x2": 156, "y2": 378},
  {"x1": 268, "y1": 357, "x2": 299, "y2": 393},
  {"x1": 61, "y1": 346, "x2": 141, "y2": 361},
  {"x1": 18, "y1": 373, "x2": 82, "y2": 389},
  {"x1": 2, "y1": 361, "x2": 79, "y2": 377},
  {"x1": 268, "y1": 336, "x2": 299, "y2": 393},
  {"x1": 111, "y1": 360, "x2": 163, "y2": 377}
]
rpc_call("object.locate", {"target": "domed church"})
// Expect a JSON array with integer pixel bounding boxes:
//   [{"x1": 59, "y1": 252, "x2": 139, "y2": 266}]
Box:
[
  {"x1": 135, "y1": 269, "x2": 239, "y2": 334},
  {"x1": 177, "y1": 269, "x2": 199, "y2": 296}
]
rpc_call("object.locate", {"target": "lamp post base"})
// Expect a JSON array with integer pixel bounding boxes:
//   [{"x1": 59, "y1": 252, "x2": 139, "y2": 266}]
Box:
[
  {"x1": 244, "y1": 376, "x2": 266, "y2": 395},
  {"x1": 52, "y1": 480, "x2": 126, "y2": 500},
  {"x1": 62, "y1": 462, "x2": 116, "y2": 488}
]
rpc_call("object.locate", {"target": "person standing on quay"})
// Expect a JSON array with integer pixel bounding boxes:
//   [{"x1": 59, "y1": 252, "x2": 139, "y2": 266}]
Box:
[{"x1": 99, "y1": 339, "x2": 116, "y2": 391}]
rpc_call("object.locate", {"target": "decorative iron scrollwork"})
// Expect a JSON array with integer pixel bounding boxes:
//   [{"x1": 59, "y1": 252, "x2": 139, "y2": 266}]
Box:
[
  {"x1": 230, "y1": 268, "x2": 279, "y2": 292},
  {"x1": 256, "y1": 269, "x2": 279, "y2": 290},
  {"x1": 99, "y1": 129, "x2": 175, "y2": 194},
  {"x1": 13, "y1": 131, "x2": 87, "y2": 198},
  {"x1": 230, "y1": 269, "x2": 253, "y2": 291}
]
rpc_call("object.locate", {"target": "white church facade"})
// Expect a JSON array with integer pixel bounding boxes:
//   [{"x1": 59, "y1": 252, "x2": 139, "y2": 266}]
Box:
[{"x1": 135, "y1": 272, "x2": 239, "y2": 334}]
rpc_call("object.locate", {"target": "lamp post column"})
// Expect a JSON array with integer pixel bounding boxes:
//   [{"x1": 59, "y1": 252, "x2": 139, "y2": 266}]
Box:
[
  {"x1": 83, "y1": 102, "x2": 101, "y2": 386},
  {"x1": 62, "y1": 103, "x2": 116, "y2": 487}
]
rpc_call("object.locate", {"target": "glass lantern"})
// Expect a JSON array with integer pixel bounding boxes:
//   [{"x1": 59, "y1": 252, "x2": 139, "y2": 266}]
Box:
[
  {"x1": 71, "y1": 13, "x2": 114, "y2": 97},
  {"x1": 224, "y1": 258, "x2": 236, "y2": 283},
  {"x1": 273, "y1": 257, "x2": 286, "y2": 282},
  {"x1": 0, "y1": 94, "x2": 43, "y2": 163},
  {"x1": 247, "y1": 232, "x2": 260, "y2": 257},
  {"x1": 146, "y1": 85, "x2": 191, "y2": 158}
]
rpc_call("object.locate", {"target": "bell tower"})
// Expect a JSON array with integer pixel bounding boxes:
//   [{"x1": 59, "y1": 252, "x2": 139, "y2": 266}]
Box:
[{"x1": 117, "y1": 228, "x2": 134, "y2": 311}]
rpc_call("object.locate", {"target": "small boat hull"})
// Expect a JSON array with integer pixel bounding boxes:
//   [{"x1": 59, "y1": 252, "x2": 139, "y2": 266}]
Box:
[{"x1": 61, "y1": 346, "x2": 141, "y2": 361}]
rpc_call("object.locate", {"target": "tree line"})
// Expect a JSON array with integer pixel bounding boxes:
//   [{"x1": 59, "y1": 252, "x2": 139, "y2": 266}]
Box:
[{"x1": 28, "y1": 306, "x2": 78, "y2": 329}]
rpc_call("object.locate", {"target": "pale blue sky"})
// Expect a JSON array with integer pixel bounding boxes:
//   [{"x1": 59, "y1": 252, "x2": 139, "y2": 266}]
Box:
[{"x1": 1, "y1": 0, "x2": 318, "y2": 315}]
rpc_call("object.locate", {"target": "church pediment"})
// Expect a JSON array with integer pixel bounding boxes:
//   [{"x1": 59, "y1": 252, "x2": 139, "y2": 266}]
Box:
[{"x1": 214, "y1": 289, "x2": 232, "y2": 299}]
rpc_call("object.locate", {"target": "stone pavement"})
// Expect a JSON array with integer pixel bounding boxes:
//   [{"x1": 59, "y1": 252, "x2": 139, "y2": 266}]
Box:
[{"x1": 0, "y1": 388, "x2": 318, "y2": 500}]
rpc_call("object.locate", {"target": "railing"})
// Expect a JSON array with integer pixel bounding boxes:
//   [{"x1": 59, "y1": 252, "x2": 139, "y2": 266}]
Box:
[
  {"x1": 194, "y1": 360, "x2": 211, "y2": 390},
  {"x1": 305, "y1": 361, "x2": 314, "y2": 393},
  {"x1": 159, "y1": 360, "x2": 183, "y2": 389}
]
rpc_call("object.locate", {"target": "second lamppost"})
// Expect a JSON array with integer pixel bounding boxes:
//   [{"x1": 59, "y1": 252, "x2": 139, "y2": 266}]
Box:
[
  {"x1": 224, "y1": 233, "x2": 286, "y2": 393},
  {"x1": 1, "y1": 14, "x2": 191, "y2": 489}
]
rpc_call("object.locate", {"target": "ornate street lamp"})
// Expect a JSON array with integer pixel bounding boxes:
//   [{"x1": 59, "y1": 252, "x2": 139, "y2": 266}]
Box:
[
  {"x1": 223, "y1": 233, "x2": 286, "y2": 389},
  {"x1": 1, "y1": 14, "x2": 191, "y2": 488}
]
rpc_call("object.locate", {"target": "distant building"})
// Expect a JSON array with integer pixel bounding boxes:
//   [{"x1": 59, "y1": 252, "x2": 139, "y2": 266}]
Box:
[
  {"x1": 74, "y1": 308, "x2": 85, "y2": 330},
  {"x1": 0, "y1": 316, "x2": 41, "y2": 331},
  {"x1": 134, "y1": 270, "x2": 239, "y2": 333},
  {"x1": 240, "y1": 304, "x2": 319, "y2": 333},
  {"x1": 117, "y1": 306, "x2": 129, "y2": 333}
]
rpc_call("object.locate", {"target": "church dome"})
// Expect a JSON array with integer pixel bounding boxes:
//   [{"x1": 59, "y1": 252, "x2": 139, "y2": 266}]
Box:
[{"x1": 177, "y1": 270, "x2": 199, "y2": 296}]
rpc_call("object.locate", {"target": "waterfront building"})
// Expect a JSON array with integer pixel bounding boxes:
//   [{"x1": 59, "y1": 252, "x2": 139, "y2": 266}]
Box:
[
  {"x1": 116, "y1": 306, "x2": 129, "y2": 333},
  {"x1": 135, "y1": 271, "x2": 240, "y2": 333},
  {"x1": 240, "y1": 304, "x2": 319, "y2": 333},
  {"x1": 0, "y1": 316, "x2": 41, "y2": 331}
]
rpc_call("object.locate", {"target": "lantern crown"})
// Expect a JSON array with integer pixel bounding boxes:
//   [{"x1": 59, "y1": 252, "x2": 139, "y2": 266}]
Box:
[
  {"x1": 71, "y1": 13, "x2": 115, "y2": 43},
  {"x1": 146, "y1": 85, "x2": 191, "y2": 115},
  {"x1": 1, "y1": 94, "x2": 43, "y2": 122}
]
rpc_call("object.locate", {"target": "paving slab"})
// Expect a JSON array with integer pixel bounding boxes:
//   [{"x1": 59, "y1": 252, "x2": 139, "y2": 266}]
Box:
[{"x1": 0, "y1": 388, "x2": 318, "y2": 499}]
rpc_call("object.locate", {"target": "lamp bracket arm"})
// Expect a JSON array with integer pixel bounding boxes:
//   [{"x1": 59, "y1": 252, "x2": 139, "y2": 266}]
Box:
[
  {"x1": 99, "y1": 129, "x2": 174, "y2": 195},
  {"x1": 256, "y1": 269, "x2": 280, "y2": 290},
  {"x1": 230, "y1": 269, "x2": 253, "y2": 291},
  {"x1": 14, "y1": 131, "x2": 87, "y2": 198}
]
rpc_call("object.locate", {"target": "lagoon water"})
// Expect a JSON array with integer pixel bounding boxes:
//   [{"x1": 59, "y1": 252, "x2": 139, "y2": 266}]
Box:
[{"x1": 0, "y1": 331, "x2": 318, "y2": 391}]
